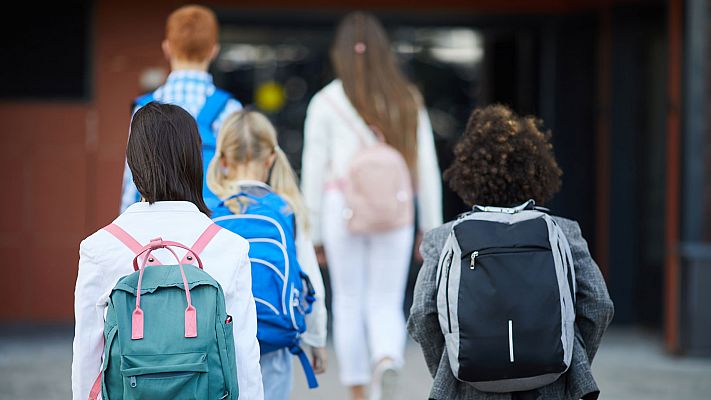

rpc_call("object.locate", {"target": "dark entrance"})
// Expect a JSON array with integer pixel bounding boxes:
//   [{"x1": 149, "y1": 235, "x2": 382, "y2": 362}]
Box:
[{"x1": 212, "y1": 6, "x2": 667, "y2": 327}]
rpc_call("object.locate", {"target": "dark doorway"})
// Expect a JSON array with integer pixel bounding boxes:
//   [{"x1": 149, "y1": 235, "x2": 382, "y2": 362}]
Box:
[
  {"x1": 607, "y1": 5, "x2": 667, "y2": 327},
  {"x1": 212, "y1": 8, "x2": 666, "y2": 328}
]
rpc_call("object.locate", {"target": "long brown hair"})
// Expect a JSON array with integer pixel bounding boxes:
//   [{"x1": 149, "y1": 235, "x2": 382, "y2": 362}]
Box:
[
  {"x1": 127, "y1": 102, "x2": 211, "y2": 216},
  {"x1": 331, "y1": 11, "x2": 420, "y2": 175}
]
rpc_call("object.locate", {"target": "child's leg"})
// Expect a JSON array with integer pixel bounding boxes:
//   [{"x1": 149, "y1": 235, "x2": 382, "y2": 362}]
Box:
[
  {"x1": 322, "y1": 191, "x2": 371, "y2": 388},
  {"x1": 260, "y1": 348, "x2": 293, "y2": 400},
  {"x1": 365, "y1": 224, "x2": 414, "y2": 367},
  {"x1": 364, "y1": 225, "x2": 414, "y2": 400}
]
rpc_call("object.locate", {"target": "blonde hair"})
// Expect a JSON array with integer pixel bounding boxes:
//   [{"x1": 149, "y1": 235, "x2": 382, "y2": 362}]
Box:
[{"x1": 207, "y1": 111, "x2": 309, "y2": 231}]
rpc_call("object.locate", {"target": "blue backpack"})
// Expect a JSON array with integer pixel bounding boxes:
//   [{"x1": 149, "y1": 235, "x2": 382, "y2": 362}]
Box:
[
  {"x1": 211, "y1": 191, "x2": 319, "y2": 388},
  {"x1": 134, "y1": 89, "x2": 232, "y2": 209}
]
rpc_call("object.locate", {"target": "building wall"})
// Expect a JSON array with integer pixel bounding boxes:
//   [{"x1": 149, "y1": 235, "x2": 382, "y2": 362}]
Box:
[
  {"x1": 0, "y1": 0, "x2": 172, "y2": 322},
  {"x1": 0, "y1": 0, "x2": 639, "y2": 322},
  {"x1": 0, "y1": 105, "x2": 90, "y2": 320}
]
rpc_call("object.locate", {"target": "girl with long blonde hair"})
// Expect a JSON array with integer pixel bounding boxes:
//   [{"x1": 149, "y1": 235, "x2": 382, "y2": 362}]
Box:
[{"x1": 208, "y1": 110, "x2": 328, "y2": 400}]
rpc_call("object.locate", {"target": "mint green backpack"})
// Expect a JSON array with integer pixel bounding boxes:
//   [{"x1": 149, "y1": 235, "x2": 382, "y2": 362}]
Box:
[{"x1": 88, "y1": 223, "x2": 238, "y2": 400}]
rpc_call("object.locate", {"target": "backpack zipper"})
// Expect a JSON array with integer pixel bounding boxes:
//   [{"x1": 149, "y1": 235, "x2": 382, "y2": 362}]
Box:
[
  {"x1": 466, "y1": 246, "x2": 549, "y2": 270},
  {"x1": 129, "y1": 371, "x2": 196, "y2": 388},
  {"x1": 289, "y1": 285, "x2": 300, "y2": 330},
  {"x1": 445, "y1": 260, "x2": 453, "y2": 333},
  {"x1": 436, "y1": 250, "x2": 452, "y2": 291},
  {"x1": 469, "y1": 251, "x2": 479, "y2": 269}
]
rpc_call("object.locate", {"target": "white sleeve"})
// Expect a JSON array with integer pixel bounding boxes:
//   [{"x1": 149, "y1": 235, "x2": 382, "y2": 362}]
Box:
[
  {"x1": 225, "y1": 251, "x2": 264, "y2": 400},
  {"x1": 71, "y1": 240, "x2": 107, "y2": 400},
  {"x1": 416, "y1": 107, "x2": 443, "y2": 232},
  {"x1": 301, "y1": 96, "x2": 331, "y2": 245},
  {"x1": 296, "y1": 227, "x2": 328, "y2": 348}
]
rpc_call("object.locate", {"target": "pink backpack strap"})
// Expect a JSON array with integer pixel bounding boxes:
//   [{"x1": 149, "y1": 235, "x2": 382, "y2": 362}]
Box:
[
  {"x1": 182, "y1": 223, "x2": 221, "y2": 264},
  {"x1": 103, "y1": 223, "x2": 143, "y2": 254},
  {"x1": 103, "y1": 223, "x2": 161, "y2": 265},
  {"x1": 88, "y1": 372, "x2": 101, "y2": 400},
  {"x1": 322, "y1": 92, "x2": 383, "y2": 145}
]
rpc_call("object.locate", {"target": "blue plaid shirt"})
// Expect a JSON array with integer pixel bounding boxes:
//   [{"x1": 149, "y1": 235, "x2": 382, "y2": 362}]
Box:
[{"x1": 120, "y1": 70, "x2": 242, "y2": 211}]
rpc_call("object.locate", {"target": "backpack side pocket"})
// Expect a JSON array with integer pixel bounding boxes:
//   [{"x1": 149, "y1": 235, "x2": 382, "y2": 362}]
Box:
[
  {"x1": 216, "y1": 315, "x2": 238, "y2": 400},
  {"x1": 101, "y1": 324, "x2": 119, "y2": 400}
]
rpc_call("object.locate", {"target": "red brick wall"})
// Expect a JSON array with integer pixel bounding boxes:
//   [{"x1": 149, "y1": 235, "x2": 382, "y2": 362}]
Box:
[{"x1": 0, "y1": 104, "x2": 90, "y2": 321}]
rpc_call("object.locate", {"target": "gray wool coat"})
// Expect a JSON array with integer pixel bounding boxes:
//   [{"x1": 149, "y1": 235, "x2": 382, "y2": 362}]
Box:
[{"x1": 407, "y1": 217, "x2": 614, "y2": 400}]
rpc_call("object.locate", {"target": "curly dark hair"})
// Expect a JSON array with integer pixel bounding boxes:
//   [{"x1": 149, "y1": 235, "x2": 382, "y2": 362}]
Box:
[{"x1": 443, "y1": 104, "x2": 562, "y2": 207}]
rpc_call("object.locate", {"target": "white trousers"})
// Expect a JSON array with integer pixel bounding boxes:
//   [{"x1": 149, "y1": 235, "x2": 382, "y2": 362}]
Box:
[{"x1": 322, "y1": 191, "x2": 414, "y2": 386}]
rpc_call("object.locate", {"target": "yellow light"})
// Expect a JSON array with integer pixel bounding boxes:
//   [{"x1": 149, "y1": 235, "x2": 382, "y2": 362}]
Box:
[{"x1": 255, "y1": 81, "x2": 286, "y2": 113}]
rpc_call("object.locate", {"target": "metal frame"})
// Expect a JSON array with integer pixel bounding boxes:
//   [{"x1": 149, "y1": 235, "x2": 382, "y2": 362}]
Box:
[{"x1": 665, "y1": 0, "x2": 683, "y2": 353}]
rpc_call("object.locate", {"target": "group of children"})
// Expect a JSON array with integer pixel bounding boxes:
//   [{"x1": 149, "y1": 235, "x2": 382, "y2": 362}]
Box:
[
  {"x1": 74, "y1": 5, "x2": 326, "y2": 400},
  {"x1": 72, "y1": 4, "x2": 614, "y2": 400}
]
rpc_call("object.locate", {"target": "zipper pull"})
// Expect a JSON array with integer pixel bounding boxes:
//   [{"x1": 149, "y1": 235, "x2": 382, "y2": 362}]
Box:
[
  {"x1": 130, "y1": 376, "x2": 137, "y2": 388},
  {"x1": 470, "y1": 251, "x2": 479, "y2": 269}
]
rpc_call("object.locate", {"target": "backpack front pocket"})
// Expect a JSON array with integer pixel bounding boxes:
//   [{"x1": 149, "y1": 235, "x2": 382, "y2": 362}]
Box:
[
  {"x1": 121, "y1": 352, "x2": 208, "y2": 400},
  {"x1": 457, "y1": 248, "x2": 565, "y2": 381}
]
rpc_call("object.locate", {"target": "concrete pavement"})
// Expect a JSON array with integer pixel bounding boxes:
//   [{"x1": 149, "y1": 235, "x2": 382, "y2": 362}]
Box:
[{"x1": 1, "y1": 327, "x2": 709, "y2": 399}]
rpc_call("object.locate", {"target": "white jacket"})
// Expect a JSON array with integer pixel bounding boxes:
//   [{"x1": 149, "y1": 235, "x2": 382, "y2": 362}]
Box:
[
  {"x1": 301, "y1": 80, "x2": 443, "y2": 244},
  {"x1": 71, "y1": 201, "x2": 264, "y2": 400}
]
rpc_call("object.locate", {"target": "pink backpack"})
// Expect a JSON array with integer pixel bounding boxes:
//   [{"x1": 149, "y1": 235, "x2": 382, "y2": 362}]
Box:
[{"x1": 324, "y1": 93, "x2": 414, "y2": 234}]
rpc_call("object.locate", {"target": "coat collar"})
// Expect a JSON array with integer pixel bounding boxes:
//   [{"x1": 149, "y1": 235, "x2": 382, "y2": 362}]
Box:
[
  {"x1": 235, "y1": 180, "x2": 272, "y2": 190},
  {"x1": 165, "y1": 70, "x2": 213, "y2": 85},
  {"x1": 124, "y1": 201, "x2": 200, "y2": 214}
]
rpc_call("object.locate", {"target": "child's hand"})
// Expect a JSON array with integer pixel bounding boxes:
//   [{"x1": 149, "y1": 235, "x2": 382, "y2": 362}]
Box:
[
  {"x1": 315, "y1": 246, "x2": 328, "y2": 267},
  {"x1": 310, "y1": 346, "x2": 328, "y2": 374},
  {"x1": 413, "y1": 230, "x2": 424, "y2": 263}
]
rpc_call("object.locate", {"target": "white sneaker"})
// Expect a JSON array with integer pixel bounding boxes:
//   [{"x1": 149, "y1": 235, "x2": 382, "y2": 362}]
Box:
[{"x1": 370, "y1": 360, "x2": 399, "y2": 400}]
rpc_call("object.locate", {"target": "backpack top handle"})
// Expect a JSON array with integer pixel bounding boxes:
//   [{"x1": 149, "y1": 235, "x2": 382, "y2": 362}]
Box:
[
  {"x1": 473, "y1": 199, "x2": 536, "y2": 214},
  {"x1": 131, "y1": 238, "x2": 204, "y2": 271},
  {"x1": 131, "y1": 238, "x2": 202, "y2": 340}
]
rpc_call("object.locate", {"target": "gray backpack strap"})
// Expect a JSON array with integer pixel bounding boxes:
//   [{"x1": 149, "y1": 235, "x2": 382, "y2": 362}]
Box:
[
  {"x1": 541, "y1": 215, "x2": 577, "y2": 373},
  {"x1": 551, "y1": 219, "x2": 577, "y2": 298}
]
